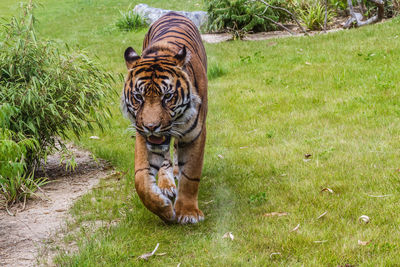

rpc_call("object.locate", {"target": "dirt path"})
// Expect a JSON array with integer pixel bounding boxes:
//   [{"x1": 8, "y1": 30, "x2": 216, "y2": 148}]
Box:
[
  {"x1": 0, "y1": 144, "x2": 114, "y2": 267},
  {"x1": 201, "y1": 28, "x2": 344, "y2": 43}
]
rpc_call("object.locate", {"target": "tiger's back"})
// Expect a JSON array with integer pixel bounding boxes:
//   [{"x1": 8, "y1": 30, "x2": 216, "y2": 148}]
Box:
[
  {"x1": 143, "y1": 12, "x2": 207, "y2": 72},
  {"x1": 142, "y1": 12, "x2": 207, "y2": 103}
]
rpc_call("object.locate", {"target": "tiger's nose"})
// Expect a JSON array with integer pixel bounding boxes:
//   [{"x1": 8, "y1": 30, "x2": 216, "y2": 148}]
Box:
[{"x1": 144, "y1": 123, "x2": 160, "y2": 132}]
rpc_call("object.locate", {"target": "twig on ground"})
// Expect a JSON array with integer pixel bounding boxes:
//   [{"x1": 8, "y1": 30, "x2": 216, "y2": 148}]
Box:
[
  {"x1": 138, "y1": 243, "x2": 160, "y2": 260},
  {"x1": 20, "y1": 194, "x2": 27, "y2": 212},
  {"x1": 5, "y1": 203, "x2": 15, "y2": 216}
]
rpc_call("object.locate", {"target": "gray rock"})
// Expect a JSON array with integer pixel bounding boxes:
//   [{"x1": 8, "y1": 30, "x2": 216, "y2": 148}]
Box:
[{"x1": 133, "y1": 4, "x2": 208, "y2": 30}]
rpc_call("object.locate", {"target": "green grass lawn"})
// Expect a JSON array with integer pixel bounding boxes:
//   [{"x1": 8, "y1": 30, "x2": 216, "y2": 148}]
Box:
[{"x1": 4, "y1": 0, "x2": 400, "y2": 266}]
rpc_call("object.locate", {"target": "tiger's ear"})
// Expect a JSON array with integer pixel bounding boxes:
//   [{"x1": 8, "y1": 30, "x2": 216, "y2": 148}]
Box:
[
  {"x1": 174, "y1": 46, "x2": 191, "y2": 67},
  {"x1": 124, "y1": 47, "x2": 140, "y2": 69}
]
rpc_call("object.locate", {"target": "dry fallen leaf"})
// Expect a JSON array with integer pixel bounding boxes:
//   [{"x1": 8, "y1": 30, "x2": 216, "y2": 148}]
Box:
[
  {"x1": 222, "y1": 232, "x2": 234, "y2": 241},
  {"x1": 89, "y1": 136, "x2": 100, "y2": 140},
  {"x1": 55, "y1": 208, "x2": 66, "y2": 212},
  {"x1": 138, "y1": 243, "x2": 159, "y2": 260},
  {"x1": 305, "y1": 61, "x2": 311, "y2": 65},
  {"x1": 290, "y1": 224, "x2": 300, "y2": 232},
  {"x1": 358, "y1": 240, "x2": 371, "y2": 246},
  {"x1": 303, "y1": 159, "x2": 311, "y2": 162},
  {"x1": 321, "y1": 188, "x2": 334, "y2": 194},
  {"x1": 203, "y1": 200, "x2": 214, "y2": 205},
  {"x1": 317, "y1": 211, "x2": 328, "y2": 219},
  {"x1": 269, "y1": 252, "x2": 281, "y2": 258},
  {"x1": 359, "y1": 215, "x2": 370, "y2": 224},
  {"x1": 156, "y1": 253, "x2": 167, "y2": 256},
  {"x1": 263, "y1": 212, "x2": 288, "y2": 217},
  {"x1": 217, "y1": 154, "x2": 224, "y2": 159},
  {"x1": 313, "y1": 240, "x2": 328, "y2": 243}
]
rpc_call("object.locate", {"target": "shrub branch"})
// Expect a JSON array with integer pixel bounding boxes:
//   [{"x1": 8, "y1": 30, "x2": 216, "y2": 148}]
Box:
[{"x1": 252, "y1": 0, "x2": 309, "y2": 35}]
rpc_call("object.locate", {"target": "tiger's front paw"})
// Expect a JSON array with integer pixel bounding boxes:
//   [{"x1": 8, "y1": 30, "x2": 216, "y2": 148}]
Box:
[
  {"x1": 160, "y1": 186, "x2": 176, "y2": 200},
  {"x1": 158, "y1": 168, "x2": 177, "y2": 200},
  {"x1": 156, "y1": 200, "x2": 176, "y2": 223},
  {"x1": 175, "y1": 201, "x2": 204, "y2": 224}
]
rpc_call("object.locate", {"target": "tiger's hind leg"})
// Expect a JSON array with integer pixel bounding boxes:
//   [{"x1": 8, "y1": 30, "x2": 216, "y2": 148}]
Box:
[{"x1": 157, "y1": 152, "x2": 177, "y2": 200}]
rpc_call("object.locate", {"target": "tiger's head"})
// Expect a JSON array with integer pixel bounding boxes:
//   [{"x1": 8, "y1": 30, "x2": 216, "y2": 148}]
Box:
[{"x1": 121, "y1": 45, "x2": 200, "y2": 152}]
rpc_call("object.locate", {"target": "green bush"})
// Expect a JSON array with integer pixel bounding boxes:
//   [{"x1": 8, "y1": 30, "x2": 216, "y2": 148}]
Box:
[
  {"x1": 205, "y1": 0, "x2": 289, "y2": 39},
  {"x1": 115, "y1": 10, "x2": 147, "y2": 32},
  {"x1": 0, "y1": 104, "x2": 46, "y2": 206},
  {"x1": 0, "y1": 4, "x2": 114, "y2": 205}
]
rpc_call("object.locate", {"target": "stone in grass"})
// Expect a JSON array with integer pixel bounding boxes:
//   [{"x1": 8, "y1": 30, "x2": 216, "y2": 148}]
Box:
[{"x1": 133, "y1": 3, "x2": 208, "y2": 30}]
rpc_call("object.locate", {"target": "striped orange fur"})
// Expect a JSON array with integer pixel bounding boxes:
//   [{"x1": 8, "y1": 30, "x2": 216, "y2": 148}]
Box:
[{"x1": 121, "y1": 12, "x2": 207, "y2": 224}]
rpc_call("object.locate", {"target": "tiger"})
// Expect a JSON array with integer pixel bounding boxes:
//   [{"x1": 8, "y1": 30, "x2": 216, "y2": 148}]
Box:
[{"x1": 121, "y1": 12, "x2": 208, "y2": 224}]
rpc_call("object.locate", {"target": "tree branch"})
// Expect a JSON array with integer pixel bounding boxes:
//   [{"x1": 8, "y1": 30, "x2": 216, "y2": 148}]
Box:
[
  {"x1": 261, "y1": 15, "x2": 295, "y2": 35},
  {"x1": 344, "y1": 0, "x2": 385, "y2": 28},
  {"x1": 253, "y1": 0, "x2": 309, "y2": 36}
]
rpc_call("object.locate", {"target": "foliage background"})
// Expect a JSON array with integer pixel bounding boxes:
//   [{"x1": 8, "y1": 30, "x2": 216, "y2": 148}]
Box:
[{"x1": 1, "y1": 0, "x2": 400, "y2": 266}]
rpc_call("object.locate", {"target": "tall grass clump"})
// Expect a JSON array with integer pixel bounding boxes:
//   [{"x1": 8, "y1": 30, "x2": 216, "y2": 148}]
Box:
[
  {"x1": 295, "y1": 0, "x2": 335, "y2": 30},
  {"x1": 208, "y1": 63, "x2": 227, "y2": 80},
  {"x1": 0, "y1": 3, "x2": 114, "y2": 206},
  {"x1": 115, "y1": 10, "x2": 147, "y2": 32}
]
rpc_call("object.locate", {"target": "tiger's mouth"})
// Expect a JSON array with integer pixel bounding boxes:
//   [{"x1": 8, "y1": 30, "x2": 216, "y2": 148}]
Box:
[{"x1": 146, "y1": 135, "x2": 171, "y2": 146}]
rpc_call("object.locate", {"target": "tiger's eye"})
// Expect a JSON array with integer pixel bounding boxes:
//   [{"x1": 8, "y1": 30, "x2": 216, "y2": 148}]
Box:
[
  {"x1": 134, "y1": 93, "x2": 143, "y2": 102},
  {"x1": 164, "y1": 93, "x2": 173, "y2": 101}
]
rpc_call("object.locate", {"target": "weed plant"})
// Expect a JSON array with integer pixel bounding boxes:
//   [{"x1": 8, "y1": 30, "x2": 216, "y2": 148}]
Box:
[
  {"x1": 0, "y1": 3, "x2": 114, "y2": 205},
  {"x1": 115, "y1": 10, "x2": 147, "y2": 32},
  {"x1": 296, "y1": 0, "x2": 335, "y2": 30}
]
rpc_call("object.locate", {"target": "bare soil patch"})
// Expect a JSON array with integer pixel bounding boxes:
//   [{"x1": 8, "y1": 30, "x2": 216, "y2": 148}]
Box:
[{"x1": 0, "y1": 144, "x2": 114, "y2": 267}]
